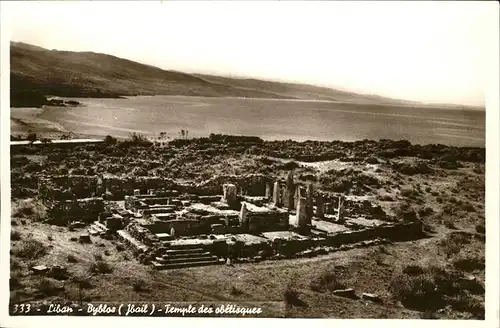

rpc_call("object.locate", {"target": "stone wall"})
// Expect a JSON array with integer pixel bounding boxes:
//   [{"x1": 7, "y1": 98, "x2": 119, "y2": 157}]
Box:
[
  {"x1": 246, "y1": 211, "x2": 289, "y2": 234},
  {"x1": 103, "y1": 176, "x2": 176, "y2": 199},
  {"x1": 180, "y1": 174, "x2": 272, "y2": 196},
  {"x1": 39, "y1": 175, "x2": 99, "y2": 200},
  {"x1": 46, "y1": 197, "x2": 104, "y2": 224},
  {"x1": 324, "y1": 221, "x2": 422, "y2": 246}
]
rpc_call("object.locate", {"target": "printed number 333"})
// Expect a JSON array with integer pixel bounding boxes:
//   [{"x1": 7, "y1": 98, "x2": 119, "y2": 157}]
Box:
[{"x1": 13, "y1": 304, "x2": 31, "y2": 313}]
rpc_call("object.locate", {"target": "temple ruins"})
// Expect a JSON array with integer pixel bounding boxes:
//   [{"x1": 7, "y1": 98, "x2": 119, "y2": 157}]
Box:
[{"x1": 37, "y1": 171, "x2": 422, "y2": 270}]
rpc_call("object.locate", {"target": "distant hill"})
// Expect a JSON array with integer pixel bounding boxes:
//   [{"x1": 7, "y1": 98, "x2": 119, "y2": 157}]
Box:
[{"x1": 10, "y1": 41, "x2": 462, "y2": 108}]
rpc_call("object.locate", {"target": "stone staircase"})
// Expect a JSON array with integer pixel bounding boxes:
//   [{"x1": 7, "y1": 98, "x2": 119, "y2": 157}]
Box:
[
  {"x1": 151, "y1": 244, "x2": 222, "y2": 270},
  {"x1": 87, "y1": 221, "x2": 109, "y2": 236}
]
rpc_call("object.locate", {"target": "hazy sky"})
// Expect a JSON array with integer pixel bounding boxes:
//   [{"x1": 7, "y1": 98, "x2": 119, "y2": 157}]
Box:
[{"x1": 4, "y1": 1, "x2": 497, "y2": 106}]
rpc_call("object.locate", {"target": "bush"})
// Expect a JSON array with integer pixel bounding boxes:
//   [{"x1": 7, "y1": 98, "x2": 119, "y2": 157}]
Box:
[
  {"x1": 67, "y1": 254, "x2": 78, "y2": 263},
  {"x1": 389, "y1": 273, "x2": 443, "y2": 310},
  {"x1": 104, "y1": 135, "x2": 117, "y2": 145},
  {"x1": 452, "y1": 256, "x2": 485, "y2": 272},
  {"x1": 443, "y1": 218, "x2": 457, "y2": 230},
  {"x1": 115, "y1": 244, "x2": 125, "y2": 252},
  {"x1": 11, "y1": 230, "x2": 22, "y2": 241},
  {"x1": 365, "y1": 157, "x2": 379, "y2": 164},
  {"x1": 418, "y1": 207, "x2": 434, "y2": 217},
  {"x1": 400, "y1": 188, "x2": 419, "y2": 199},
  {"x1": 284, "y1": 287, "x2": 307, "y2": 307},
  {"x1": 89, "y1": 260, "x2": 113, "y2": 274},
  {"x1": 12, "y1": 238, "x2": 48, "y2": 259},
  {"x1": 440, "y1": 233, "x2": 471, "y2": 258},
  {"x1": 448, "y1": 294, "x2": 484, "y2": 319},
  {"x1": 420, "y1": 310, "x2": 439, "y2": 319},
  {"x1": 310, "y1": 272, "x2": 346, "y2": 293},
  {"x1": 230, "y1": 286, "x2": 243, "y2": 296},
  {"x1": 72, "y1": 275, "x2": 94, "y2": 289},
  {"x1": 394, "y1": 202, "x2": 419, "y2": 222},
  {"x1": 132, "y1": 279, "x2": 148, "y2": 292},
  {"x1": 475, "y1": 223, "x2": 485, "y2": 234},
  {"x1": 390, "y1": 263, "x2": 484, "y2": 316},
  {"x1": 12, "y1": 199, "x2": 47, "y2": 221},
  {"x1": 403, "y1": 264, "x2": 426, "y2": 276},
  {"x1": 38, "y1": 278, "x2": 63, "y2": 296}
]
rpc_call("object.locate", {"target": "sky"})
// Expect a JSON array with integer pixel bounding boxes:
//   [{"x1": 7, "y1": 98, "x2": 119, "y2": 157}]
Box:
[{"x1": 3, "y1": 1, "x2": 497, "y2": 107}]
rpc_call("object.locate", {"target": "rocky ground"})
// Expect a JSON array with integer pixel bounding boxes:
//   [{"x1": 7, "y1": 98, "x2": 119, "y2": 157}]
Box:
[{"x1": 9, "y1": 134, "x2": 485, "y2": 319}]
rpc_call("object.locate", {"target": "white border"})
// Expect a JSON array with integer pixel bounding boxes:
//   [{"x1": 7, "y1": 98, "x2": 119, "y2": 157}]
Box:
[{"x1": 1, "y1": 2, "x2": 498, "y2": 328}]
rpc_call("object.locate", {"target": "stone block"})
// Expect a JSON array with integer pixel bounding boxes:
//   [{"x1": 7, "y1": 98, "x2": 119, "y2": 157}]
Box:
[
  {"x1": 362, "y1": 293, "x2": 381, "y2": 303},
  {"x1": 333, "y1": 288, "x2": 357, "y2": 299}
]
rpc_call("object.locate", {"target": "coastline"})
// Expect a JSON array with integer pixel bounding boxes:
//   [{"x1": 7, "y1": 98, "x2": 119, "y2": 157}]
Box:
[{"x1": 10, "y1": 100, "x2": 485, "y2": 147}]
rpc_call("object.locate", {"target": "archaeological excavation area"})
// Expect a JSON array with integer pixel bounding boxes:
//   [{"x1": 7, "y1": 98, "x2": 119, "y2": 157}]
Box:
[{"x1": 36, "y1": 171, "x2": 423, "y2": 270}]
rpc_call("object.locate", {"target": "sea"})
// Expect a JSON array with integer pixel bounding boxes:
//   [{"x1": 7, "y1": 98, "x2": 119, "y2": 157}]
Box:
[{"x1": 11, "y1": 95, "x2": 485, "y2": 147}]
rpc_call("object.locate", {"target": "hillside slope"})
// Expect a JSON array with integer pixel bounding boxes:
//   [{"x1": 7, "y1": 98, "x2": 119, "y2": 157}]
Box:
[{"x1": 11, "y1": 41, "x2": 420, "y2": 107}]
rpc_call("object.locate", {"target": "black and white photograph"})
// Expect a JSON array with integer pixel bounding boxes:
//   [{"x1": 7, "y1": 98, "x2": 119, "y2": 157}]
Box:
[{"x1": 1, "y1": 0, "x2": 498, "y2": 325}]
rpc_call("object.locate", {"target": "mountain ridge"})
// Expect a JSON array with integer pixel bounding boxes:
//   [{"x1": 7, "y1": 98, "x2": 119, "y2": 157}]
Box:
[{"x1": 10, "y1": 41, "x2": 483, "y2": 110}]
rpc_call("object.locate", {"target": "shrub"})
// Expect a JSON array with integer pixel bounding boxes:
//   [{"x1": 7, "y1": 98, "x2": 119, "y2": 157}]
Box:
[
  {"x1": 403, "y1": 264, "x2": 426, "y2": 276},
  {"x1": 12, "y1": 199, "x2": 47, "y2": 221},
  {"x1": 389, "y1": 273, "x2": 442, "y2": 310},
  {"x1": 72, "y1": 275, "x2": 94, "y2": 289},
  {"x1": 132, "y1": 279, "x2": 148, "y2": 292},
  {"x1": 115, "y1": 244, "x2": 125, "y2": 252},
  {"x1": 11, "y1": 230, "x2": 22, "y2": 241},
  {"x1": 448, "y1": 294, "x2": 484, "y2": 319},
  {"x1": 379, "y1": 194, "x2": 394, "y2": 201},
  {"x1": 420, "y1": 310, "x2": 439, "y2": 319},
  {"x1": 365, "y1": 157, "x2": 379, "y2": 164},
  {"x1": 378, "y1": 245, "x2": 390, "y2": 254},
  {"x1": 230, "y1": 286, "x2": 243, "y2": 296},
  {"x1": 12, "y1": 238, "x2": 48, "y2": 259},
  {"x1": 400, "y1": 188, "x2": 419, "y2": 199},
  {"x1": 418, "y1": 207, "x2": 434, "y2": 217},
  {"x1": 310, "y1": 272, "x2": 346, "y2": 293},
  {"x1": 67, "y1": 254, "x2": 78, "y2": 263},
  {"x1": 452, "y1": 256, "x2": 485, "y2": 272},
  {"x1": 475, "y1": 223, "x2": 485, "y2": 234},
  {"x1": 439, "y1": 232, "x2": 471, "y2": 258},
  {"x1": 104, "y1": 135, "x2": 117, "y2": 145},
  {"x1": 443, "y1": 218, "x2": 457, "y2": 230},
  {"x1": 284, "y1": 287, "x2": 306, "y2": 307},
  {"x1": 10, "y1": 276, "x2": 22, "y2": 290},
  {"x1": 38, "y1": 278, "x2": 63, "y2": 296},
  {"x1": 394, "y1": 202, "x2": 419, "y2": 222},
  {"x1": 459, "y1": 202, "x2": 475, "y2": 212},
  {"x1": 89, "y1": 260, "x2": 113, "y2": 274}
]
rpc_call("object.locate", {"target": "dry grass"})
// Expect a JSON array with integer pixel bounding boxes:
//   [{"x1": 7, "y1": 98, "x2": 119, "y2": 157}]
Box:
[
  {"x1": 12, "y1": 238, "x2": 48, "y2": 259},
  {"x1": 12, "y1": 199, "x2": 47, "y2": 221},
  {"x1": 389, "y1": 264, "x2": 484, "y2": 318}
]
